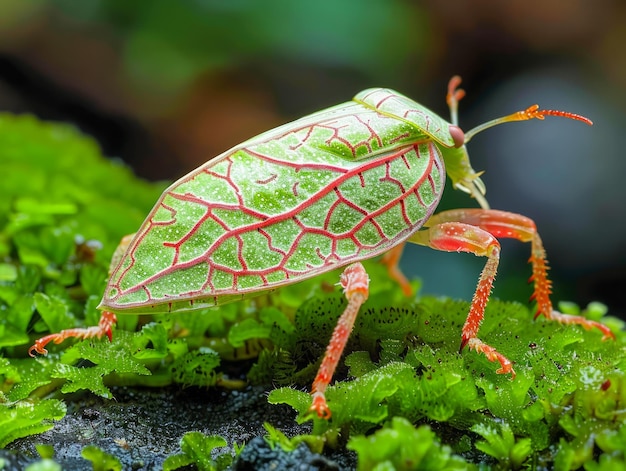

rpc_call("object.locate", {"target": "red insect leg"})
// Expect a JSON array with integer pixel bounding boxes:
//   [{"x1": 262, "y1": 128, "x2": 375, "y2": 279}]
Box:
[
  {"x1": 429, "y1": 209, "x2": 614, "y2": 339},
  {"x1": 410, "y1": 208, "x2": 614, "y2": 377},
  {"x1": 309, "y1": 263, "x2": 369, "y2": 419},
  {"x1": 545, "y1": 310, "x2": 614, "y2": 340},
  {"x1": 29, "y1": 311, "x2": 117, "y2": 356},
  {"x1": 410, "y1": 219, "x2": 514, "y2": 376}
]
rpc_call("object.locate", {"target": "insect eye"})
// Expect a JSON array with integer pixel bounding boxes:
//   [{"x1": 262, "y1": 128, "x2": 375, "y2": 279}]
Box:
[{"x1": 449, "y1": 125, "x2": 465, "y2": 148}]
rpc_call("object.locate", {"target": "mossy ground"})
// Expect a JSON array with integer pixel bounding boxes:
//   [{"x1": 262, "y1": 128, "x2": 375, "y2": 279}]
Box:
[{"x1": 1, "y1": 114, "x2": 624, "y2": 470}]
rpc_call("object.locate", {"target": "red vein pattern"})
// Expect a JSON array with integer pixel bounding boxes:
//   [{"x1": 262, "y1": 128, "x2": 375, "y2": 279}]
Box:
[{"x1": 102, "y1": 93, "x2": 446, "y2": 312}]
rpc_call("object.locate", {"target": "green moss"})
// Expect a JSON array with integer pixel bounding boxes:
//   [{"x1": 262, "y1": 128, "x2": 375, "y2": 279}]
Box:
[
  {"x1": 162, "y1": 432, "x2": 232, "y2": 471},
  {"x1": 81, "y1": 445, "x2": 122, "y2": 471},
  {"x1": 1, "y1": 113, "x2": 625, "y2": 469},
  {"x1": 348, "y1": 417, "x2": 472, "y2": 470},
  {"x1": 268, "y1": 291, "x2": 625, "y2": 468}
]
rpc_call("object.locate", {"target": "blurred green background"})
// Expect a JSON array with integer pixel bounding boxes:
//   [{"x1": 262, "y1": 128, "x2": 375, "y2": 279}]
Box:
[{"x1": 1, "y1": 0, "x2": 625, "y2": 317}]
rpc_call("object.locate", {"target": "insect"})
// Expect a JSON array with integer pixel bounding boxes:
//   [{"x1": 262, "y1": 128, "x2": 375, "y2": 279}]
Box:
[{"x1": 30, "y1": 76, "x2": 614, "y2": 419}]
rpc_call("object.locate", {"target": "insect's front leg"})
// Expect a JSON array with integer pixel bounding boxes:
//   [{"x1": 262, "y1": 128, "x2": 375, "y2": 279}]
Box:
[
  {"x1": 409, "y1": 219, "x2": 514, "y2": 376},
  {"x1": 309, "y1": 263, "x2": 369, "y2": 419},
  {"x1": 426, "y1": 209, "x2": 614, "y2": 340},
  {"x1": 408, "y1": 208, "x2": 614, "y2": 377}
]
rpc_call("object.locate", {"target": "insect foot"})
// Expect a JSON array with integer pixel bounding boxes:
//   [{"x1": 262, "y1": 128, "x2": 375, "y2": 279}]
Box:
[
  {"x1": 29, "y1": 311, "x2": 117, "y2": 356},
  {"x1": 539, "y1": 310, "x2": 615, "y2": 341}
]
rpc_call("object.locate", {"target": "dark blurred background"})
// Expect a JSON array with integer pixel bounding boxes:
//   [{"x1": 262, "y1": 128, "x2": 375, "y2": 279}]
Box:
[{"x1": 1, "y1": 0, "x2": 625, "y2": 318}]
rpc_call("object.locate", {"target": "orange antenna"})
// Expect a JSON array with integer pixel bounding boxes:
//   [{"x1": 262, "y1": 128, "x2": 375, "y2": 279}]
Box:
[
  {"x1": 525, "y1": 106, "x2": 593, "y2": 125},
  {"x1": 464, "y1": 104, "x2": 593, "y2": 143}
]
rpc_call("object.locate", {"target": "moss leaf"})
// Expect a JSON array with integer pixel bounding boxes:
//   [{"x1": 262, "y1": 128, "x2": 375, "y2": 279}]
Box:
[
  {"x1": 81, "y1": 445, "x2": 122, "y2": 471},
  {"x1": 0, "y1": 398, "x2": 66, "y2": 448},
  {"x1": 348, "y1": 416, "x2": 472, "y2": 471}
]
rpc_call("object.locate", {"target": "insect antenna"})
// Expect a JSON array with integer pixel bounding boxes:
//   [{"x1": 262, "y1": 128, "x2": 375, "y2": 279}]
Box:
[{"x1": 464, "y1": 104, "x2": 593, "y2": 143}]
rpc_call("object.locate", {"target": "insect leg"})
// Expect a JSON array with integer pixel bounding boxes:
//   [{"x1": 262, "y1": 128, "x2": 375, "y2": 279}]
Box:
[
  {"x1": 409, "y1": 221, "x2": 515, "y2": 377},
  {"x1": 309, "y1": 263, "x2": 369, "y2": 419},
  {"x1": 426, "y1": 209, "x2": 614, "y2": 339},
  {"x1": 380, "y1": 243, "x2": 413, "y2": 296},
  {"x1": 29, "y1": 311, "x2": 117, "y2": 356}
]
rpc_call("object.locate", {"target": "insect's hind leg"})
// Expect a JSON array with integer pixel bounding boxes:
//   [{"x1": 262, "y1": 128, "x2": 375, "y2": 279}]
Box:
[{"x1": 29, "y1": 311, "x2": 117, "y2": 356}]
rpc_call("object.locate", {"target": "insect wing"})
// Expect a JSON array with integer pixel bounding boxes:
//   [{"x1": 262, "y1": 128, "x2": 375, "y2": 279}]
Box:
[{"x1": 101, "y1": 90, "x2": 445, "y2": 313}]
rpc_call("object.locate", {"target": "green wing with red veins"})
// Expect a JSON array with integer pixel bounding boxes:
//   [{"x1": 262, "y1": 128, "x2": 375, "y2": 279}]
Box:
[{"x1": 100, "y1": 89, "x2": 447, "y2": 314}]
